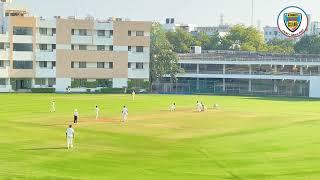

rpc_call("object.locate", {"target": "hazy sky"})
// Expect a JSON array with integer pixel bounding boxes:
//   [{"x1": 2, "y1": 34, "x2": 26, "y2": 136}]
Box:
[{"x1": 15, "y1": 0, "x2": 318, "y2": 27}]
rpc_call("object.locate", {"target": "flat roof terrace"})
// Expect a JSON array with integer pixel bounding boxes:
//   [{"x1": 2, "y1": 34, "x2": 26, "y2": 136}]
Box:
[{"x1": 178, "y1": 50, "x2": 320, "y2": 63}]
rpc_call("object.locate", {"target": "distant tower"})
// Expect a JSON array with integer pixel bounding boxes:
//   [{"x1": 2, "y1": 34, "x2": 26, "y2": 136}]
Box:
[
  {"x1": 220, "y1": 14, "x2": 224, "y2": 26},
  {"x1": 257, "y1": 20, "x2": 261, "y2": 31}
]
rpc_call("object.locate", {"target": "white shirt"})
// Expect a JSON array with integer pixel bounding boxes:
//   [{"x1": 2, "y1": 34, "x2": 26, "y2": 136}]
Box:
[
  {"x1": 122, "y1": 108, "x2": 128, "y2": 115},
  {"x1": 66, "y1": 128, "x2": 74, "y2": 138},
  {"x1": 96, "y1": 108, "x2": 100, "y2": 113},
  {"x1": 74, "y1": 111, "x2": 78, "y2": 116}
]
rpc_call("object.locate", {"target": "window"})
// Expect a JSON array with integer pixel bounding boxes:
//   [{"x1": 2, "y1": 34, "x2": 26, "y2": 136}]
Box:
[
  {"x1": 39, "y1": 44, "x2": 48, "y2": 51},
  {"x1": 110, "y1": 30, "x2": 113, "y2": 36},
  {"x1": 52, "y1": 28, "x2": 56, "y2": 35},
  {"x1": 97, "y1": 45, "x2": 105, "y2": 51},
  {"x1": 128, "y1": 30, "x2": 132, "y2": 36},
  {"x1": 13, "y1": 43, "x2": 33, "y2": 51},
  {"x1": 79, "y1": 29, "x2": 87, "y2": 36},
  {"x1": 128, "y1": 46, "x2": 132, "y2": 51},
  {"x1": 13, "y1": 61, "x2": 33, "y2": 69},
  {"x1": 71, "y1": 29, "x2": 75, "y2": 35},
  {"x1": 0, "y1": 78, "x2": 5, "y2": 85},
  {"x1": 109, "y1": 45, "x2": 113, "y2": 51},
  {"x1": 136, "y1": 46, "x2": 144, "y2": 52},
  {"x1": 136, "y1": 31, "x2": 144, "y2": 36},
  {"x1": 79, "y1": 45, "x2": 87, "y2": 50},
  {"x1": 52, "y1": 44, "x2": 56, "y2": 50},
  {"x1": 71, "y1": 45, "x2": 75, "y2": 50},
  {"x1": 97, "y1": 62, "x2": 105, "y2": 68},
  {"x1": 108, "y1": 62, "x2": 113, "y2": 69},
  {"x1": 13, "y1": 27, "x2": 33, "y2": 35},
  {"x1": 136, "y1": 63, "x2": 144, "y2": 69},
  {"x1": 71, "y1": 62, "x2": 74, "y2": 68},
  {"x1": 52, "y1": 61, "x2": 56, "y2": 67},
  {"x1": 0, "y1": 43, "x2": 4, "y2": 50},
  {"x1": 0, "y1": 60, "x2": 3, "y2": 67},
  {"x1": 39, "y1": 61, "x2": 47, "y2": 68},
  {"x1": 48, "y1": 78, "x2": 56, "y2": 86},
  {"x1": 128, "y1": 62, "x2": 131, "y2": 68},
  {"x1": 97, "y1": 30, "x2": 105, "y2": 36},
  {"x1": 39, "y1": 28, "x2": 47, "y2": 35},
  {"x1": 35, "y1": 78, "x2": 46, "y2": 85},
  {"x1": 79, "y1": 62, "x2": 86, "y2": 68}
]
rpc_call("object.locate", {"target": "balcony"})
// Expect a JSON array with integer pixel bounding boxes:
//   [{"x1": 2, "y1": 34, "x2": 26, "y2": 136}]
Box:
[
  {"x1": 36, "y1": 34, "x2": 56, "y2": 44},
  {"x1": 0, "y1": 66, "x2": 9, "y2": 77},
  {"x1": 0, "y1": 33, "x2": 9, "y2": 42},
  {"x1": 0, "y1": 50, "x2": 10, "y2": 60},
  {"x1": 128, "y1": 68, "x2": 149, "y2": 79},
  {"x1": 93, "y1": 36, "x2": 113, "y2": 45},
  {"x1": 36, "y1": 67, "x2": 56, "y2": 78},
  {"x1": 71, "y1": 35, "x2": 93, "y2": 44},
  {"x1": 128, "y1": 52, "x2": 150, "y2": 62},
  {"x1": 13, "y1": 35, "x2": 33, "y2": 43},
  {"x1": 13, "y1": 51, "x2": 33, "y2": 60},
  {"x1": 36, "y1": 50, "x2": 56, "y2": 61}
]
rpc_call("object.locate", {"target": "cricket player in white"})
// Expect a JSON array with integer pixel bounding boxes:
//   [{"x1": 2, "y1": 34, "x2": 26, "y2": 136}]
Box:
[
  {"x1": 51, "y1": 99, "x2": 55, "y2": 112},
  {"x1": 132, "y1": 90, "x2": 136, "y2": 101},
  {"x1": 95, "y1": 105, "x2": 100, "y2": 120},
  {"x1": 196, "y1": 101, "x2": 202, "y2": 112},
  {"x1": 66, "y1": 125, "x2": 75, "y2": 149},
  {"x1": 170, "y1": 103, "x2": 176, "y2": 111},
  {"x1": 122, "y1": 106, "x2": 129, "y2": 122}
]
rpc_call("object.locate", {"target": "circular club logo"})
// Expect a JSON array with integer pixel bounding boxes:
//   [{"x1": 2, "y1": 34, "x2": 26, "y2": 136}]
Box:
[{"x1": 277, "y1": 6, "x2": 309, "y2": 38}]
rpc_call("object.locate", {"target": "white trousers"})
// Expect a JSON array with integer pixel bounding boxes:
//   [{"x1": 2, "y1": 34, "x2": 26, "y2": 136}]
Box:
[
  {"x1": 67, "y1": 137, "x2": 73, "y2": 149},
  {"x1": 122, "y1": 114, "x2": 127, "y2": 122}
]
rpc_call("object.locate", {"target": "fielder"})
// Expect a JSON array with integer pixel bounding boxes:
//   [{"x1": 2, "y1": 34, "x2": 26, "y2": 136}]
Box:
[
  {"x1": 51, "y1": 99, "x2": 56, "y2": 112},
  {"x1": 196, "y1": 101, "x2": 202, "y2": 112},
  {"x1": 170, "y1": 103, "x2": 176, "y2": 111},
  {"x1": 95, "y1": 105, "x2": 100, "y2": 120},
  {"x1": 74, "y1": 109, "x2": 79, "y2": 123},
  {"x1": 132, "y1": 90, "x2": 136, "y2": 101},
  {"x1": 213, "y1": 103, "x2": 219, "y2": 110},
  {"x1": 66, "y1": 125, "x2": 75, "y2": 149},
  {"x1": 201, "y1": 102, "x2": 208, "y2": 112},
  {"x1": 121, "y1": 106, "x2": 129, "y2": 122}
]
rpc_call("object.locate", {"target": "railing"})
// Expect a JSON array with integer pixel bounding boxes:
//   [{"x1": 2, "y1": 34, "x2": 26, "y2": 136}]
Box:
[{"x1": 179, "y1": 51, "x2": 320, "y2": 63}]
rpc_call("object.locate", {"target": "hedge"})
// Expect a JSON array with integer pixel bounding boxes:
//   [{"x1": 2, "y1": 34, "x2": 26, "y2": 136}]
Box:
[
  {"x1": 100, "y1": 88, "x2": 124, "y2": 93},
  {"x1": 31, "y1": 88, "x2": 56, "y2": 93}
]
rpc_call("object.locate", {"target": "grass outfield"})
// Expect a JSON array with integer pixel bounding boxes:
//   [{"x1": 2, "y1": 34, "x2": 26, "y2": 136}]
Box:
[{"x1": 1, "y1": 94, "x2": 320, "y2": 179}]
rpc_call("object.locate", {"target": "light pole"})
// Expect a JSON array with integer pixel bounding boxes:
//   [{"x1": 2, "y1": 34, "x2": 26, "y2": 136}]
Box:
[{"x1": 251, "y1": 0, "x2": 254, "y2": 26}]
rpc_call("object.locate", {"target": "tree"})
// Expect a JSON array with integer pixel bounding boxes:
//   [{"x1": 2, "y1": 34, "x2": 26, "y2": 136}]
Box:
[
  {"x1": 166, "y1": 29, "x2": 200, "y2": 53},
  {"x1": 267, "y1": 38, "x2": 295, "y2": 54},
  {"x1": 221, "y1": 24, "x2": 267, "y2": 51},
  {"x1": 150, "y1": 23, "x2": 184, "y2": 83},
  {"x1": 197, "y1": 31, "x2": 221, "y2": 50},
  {"x1": 294, "y1": 35, "x2": 320, "y2": 54}
]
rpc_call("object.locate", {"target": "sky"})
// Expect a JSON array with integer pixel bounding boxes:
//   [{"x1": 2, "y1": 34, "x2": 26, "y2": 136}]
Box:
[{"x1": 15, "y1": 0, "x2": 318, "y2": 27}]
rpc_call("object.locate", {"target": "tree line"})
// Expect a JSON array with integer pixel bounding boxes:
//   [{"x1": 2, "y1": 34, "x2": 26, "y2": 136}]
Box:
[{"x1": 150, "y1": 23, "x2": 320, "y2": 84}]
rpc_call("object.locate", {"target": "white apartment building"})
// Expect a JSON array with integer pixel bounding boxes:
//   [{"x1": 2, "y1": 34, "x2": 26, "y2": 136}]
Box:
[{"x1": 0, "y1": 0, "x2": 151, "y2": 92}]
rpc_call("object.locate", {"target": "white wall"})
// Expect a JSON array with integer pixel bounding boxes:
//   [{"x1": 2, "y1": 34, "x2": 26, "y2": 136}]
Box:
[
  {"x1": 56, "y1": 78, "x2": 71, "y2": 92},
  {"x1": 309, "y1": 77, "x2": 320, "y2": 98},
  {"x1": 113, "y1": 78, "x2": 127, "y2": 88}
]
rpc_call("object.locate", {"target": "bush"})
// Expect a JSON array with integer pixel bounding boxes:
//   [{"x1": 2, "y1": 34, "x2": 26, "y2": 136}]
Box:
[
  {"x1": 31, "y1": 88, "x2": 55, "y2": 93},
  {"x1": 100, "y1": 88, "x2": 124, "y2": 93}
]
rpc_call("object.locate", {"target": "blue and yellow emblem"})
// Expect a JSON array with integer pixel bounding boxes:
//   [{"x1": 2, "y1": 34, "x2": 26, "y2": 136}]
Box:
[{"x1": 284, "y1": 12, "x2": 302, "y2": 32}]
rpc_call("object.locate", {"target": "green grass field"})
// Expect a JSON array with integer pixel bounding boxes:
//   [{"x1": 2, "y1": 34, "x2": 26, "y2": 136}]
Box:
[{"x1": 1, "y1": 94, "x2": 320, "y2": 179}]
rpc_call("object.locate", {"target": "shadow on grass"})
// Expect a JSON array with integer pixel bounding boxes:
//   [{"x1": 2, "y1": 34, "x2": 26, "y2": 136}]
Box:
[{"x1": 22, "y1": 147, "x2": 66, "y2": 151}]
